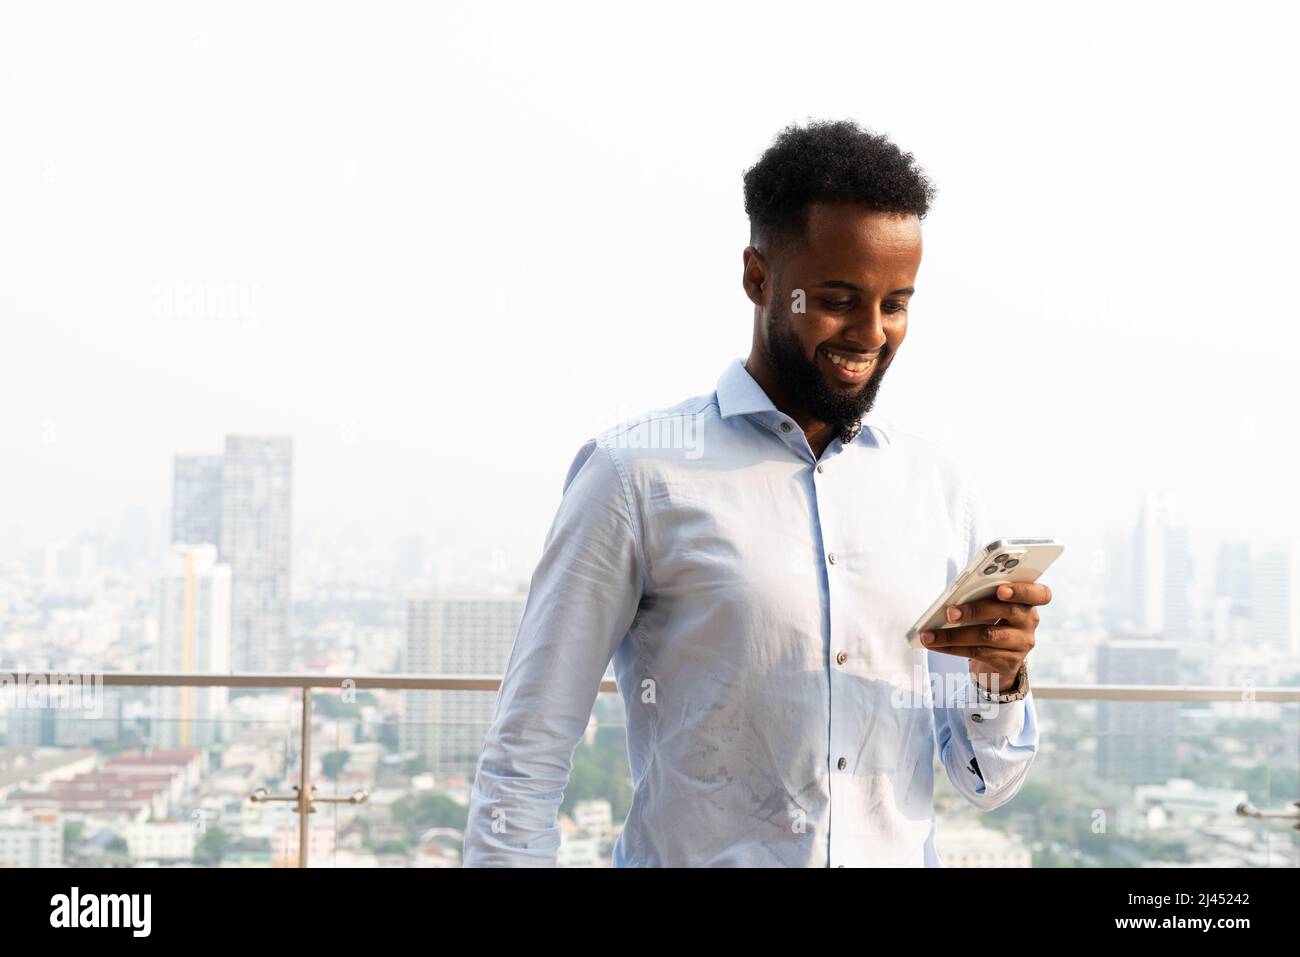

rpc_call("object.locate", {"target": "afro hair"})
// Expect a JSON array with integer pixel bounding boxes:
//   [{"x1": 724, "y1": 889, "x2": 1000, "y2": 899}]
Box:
[{"x1": 742, "y1": 119, "x2": 936, "y2": 251}]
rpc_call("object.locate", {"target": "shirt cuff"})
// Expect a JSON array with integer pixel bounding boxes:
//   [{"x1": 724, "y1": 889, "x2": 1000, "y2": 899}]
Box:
[{"x1": 948, "y1": 671, "x2": 1029, "y2": 740}]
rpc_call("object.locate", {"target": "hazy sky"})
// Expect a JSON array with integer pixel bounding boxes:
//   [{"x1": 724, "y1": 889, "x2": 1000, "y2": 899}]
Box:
[{"x1": 4, "y1": 1, "x2": 1299, "y2": 578}]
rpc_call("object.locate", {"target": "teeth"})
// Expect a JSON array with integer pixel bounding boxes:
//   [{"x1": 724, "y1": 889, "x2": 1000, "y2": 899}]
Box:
[{"x1": 823, "y1": 349, "x2": 872, "y2": 373}]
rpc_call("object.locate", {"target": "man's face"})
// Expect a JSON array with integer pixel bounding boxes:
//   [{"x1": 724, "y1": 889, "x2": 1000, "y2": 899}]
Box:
[{"x1": 756, "y1": 204, "x2": 922, "y2": 441}]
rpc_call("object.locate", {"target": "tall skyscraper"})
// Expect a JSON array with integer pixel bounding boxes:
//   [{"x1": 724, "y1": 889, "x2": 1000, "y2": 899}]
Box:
[
  {"x1": 169, "y1": 437, "x2": 293, "y2": 672},
  {"x1": 1215, "y1": 541, "x2": 1253, "y2": 608},
  {"x1": 1102, "y1": 526, "x2": 1133, "y2": 631},
  {"x1": 220, "y1": 436, "x2": 293, "y2": 672},
  {"x1": 401, "y1": 592, "x2": 526, "y2": 782},
  {"x1": 1131, "y1": 493, "x2": 1170, "y2": 634},
  {"x1": 1096, "y1": 638, "x2": 1179, "y2": 786},
  {"x1": 1213, "y1": 541, "x2": 1253, "y2": 646},
  {"x1": 156, "y1": 544, "x2": 232, "y2": 747},
  {"x1": 171, "y1": 455, "x2": 224, "y2": 549},
  {"x1": 1162, "y1": 526, "x2": 1193, "y2": 644},
  {"x1": 1130, "y1": 492, "x2": 1192, "y2": 643},
  {"x1": 1254, "y1": 542, "x2": 1300, "y2": 656}
]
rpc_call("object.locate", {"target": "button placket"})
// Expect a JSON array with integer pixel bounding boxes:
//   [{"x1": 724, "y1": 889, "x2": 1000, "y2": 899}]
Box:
[{"x1": 811, "y1": 434, "x2": 850, "y2": 866}]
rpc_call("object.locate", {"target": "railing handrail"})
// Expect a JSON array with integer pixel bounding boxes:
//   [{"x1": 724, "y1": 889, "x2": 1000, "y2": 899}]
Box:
[{"x1": 7, "y1": 671, "x2": 1298, "y2": 703}]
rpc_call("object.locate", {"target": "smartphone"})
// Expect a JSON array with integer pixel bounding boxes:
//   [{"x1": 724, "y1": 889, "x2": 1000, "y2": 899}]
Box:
[{"x1": 906, "y1": 538, "x2": 1064, "y2": 649}]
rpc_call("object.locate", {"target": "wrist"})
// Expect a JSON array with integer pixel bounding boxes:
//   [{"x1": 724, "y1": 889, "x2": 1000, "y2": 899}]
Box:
[
  {"x1": 974, "y1": 669, "x2": 1017, "y2": 692},
  {"x1": 974, "y1": 663, "x2": 1028, "y2": 702}
]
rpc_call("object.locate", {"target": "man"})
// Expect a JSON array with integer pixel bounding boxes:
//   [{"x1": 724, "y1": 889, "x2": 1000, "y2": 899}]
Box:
[{"x1": 464, "y1": 119, "x2": 1051, "y2": 867}]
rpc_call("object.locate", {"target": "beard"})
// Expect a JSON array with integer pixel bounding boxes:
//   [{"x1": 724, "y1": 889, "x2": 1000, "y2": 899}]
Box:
[{"x1": 763, "y1": 301, "x2": 892, "y2": 445}]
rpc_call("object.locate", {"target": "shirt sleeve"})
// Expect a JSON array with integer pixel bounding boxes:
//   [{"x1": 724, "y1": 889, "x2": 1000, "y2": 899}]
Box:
[
  {"x1": 929, "y1": 470, "x2": 1039, "y2": 811},
  {"x1": 462, "y1": 439, "x2": 645, "y2": 866}
]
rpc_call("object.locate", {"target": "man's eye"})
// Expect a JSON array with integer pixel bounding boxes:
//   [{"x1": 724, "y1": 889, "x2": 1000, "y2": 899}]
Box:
[
  {"x1": 884, "y1": 302, "x2": 908, "y2": 314},
  {"x1": 821, "y1": 299, "x2": 854, "y2": 311}
]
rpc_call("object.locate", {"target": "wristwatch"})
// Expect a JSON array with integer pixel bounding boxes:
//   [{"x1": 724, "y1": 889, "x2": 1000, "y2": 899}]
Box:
[{"x1": 975, "y1": 663, "x2": 1029, "y2": 703}]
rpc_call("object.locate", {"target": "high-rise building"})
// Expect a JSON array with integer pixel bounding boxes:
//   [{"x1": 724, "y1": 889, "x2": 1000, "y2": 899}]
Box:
[
  {"x1": 401, "y1": 592, "x2": 526, "y2": 782},
  {"x1": 169, "y1": 438, "x2": 292, "y2": 672},
  {"x1": 1096, "y1": 638, "x2": 1179, "y2": 786},
  {"x1": 1162, "y1": 526, "x2": 1193, "y2": 644},
  {"x1": 1131, "y1": 493, "x2": 1171, "y2": 634},
  {"x1": 220, "y1": 436, "x2": 293, "y2": 672},
  {"x1": 171, "y1": 455, "x2": 224, "y2": 550},
  {"x1": 1130, "y1": 492, "x2": 1192, "y2": 643},
  {"x1": 1213, "y1": 541, "x2": 1253, "y2": 646},
  {"x1": 1215, "y1": 541, "x2": 1253, "y2": 608},
  {"x1": 156, "y1": 544, "x2": 232, "y2": 747},
  {"x1": 1103, "y1": 527, "x2": 1133, "y2": 631},
  {"x1": 1254, "y1": 542, "x2": 1300, "y2": 657},
  {"x1": 2, "y1": 688, "x2": 124, "y2": 748}
]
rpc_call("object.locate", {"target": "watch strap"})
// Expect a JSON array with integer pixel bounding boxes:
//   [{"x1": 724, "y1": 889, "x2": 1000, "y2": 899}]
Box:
[{"x1": 976, "y1": 663, "x2": 1029, "y2": 703}]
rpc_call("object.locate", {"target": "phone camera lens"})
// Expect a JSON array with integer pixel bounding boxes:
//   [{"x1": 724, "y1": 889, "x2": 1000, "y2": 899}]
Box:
[
  {"x1": 1003, "y1": 558, "x2": 1020, "y2": 569},
  {"x1": 983, "y1": 565, "x2": 999, "y2": 575},
  {"x1": 993, "y1": 554, "x2": 1009, "y2": 563}
]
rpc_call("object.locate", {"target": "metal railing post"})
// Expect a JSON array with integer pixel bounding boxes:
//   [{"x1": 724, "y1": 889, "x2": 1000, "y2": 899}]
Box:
[
  {"x1": 247, "y1": 684, "x2": 369, "y2": 867},
  {"x1": 299, "y1": 686, "x2": 311, "y2": 868}
]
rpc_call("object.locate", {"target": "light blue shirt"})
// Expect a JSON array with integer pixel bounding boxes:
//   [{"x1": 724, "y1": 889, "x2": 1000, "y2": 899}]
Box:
[{"x1": 464, "y1": 359, "x2": 1038, "y2": 867}]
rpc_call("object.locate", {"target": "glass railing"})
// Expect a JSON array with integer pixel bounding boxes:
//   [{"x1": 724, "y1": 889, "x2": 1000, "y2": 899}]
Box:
[
  {"x1": 0, "y1": 711, "x2": 299, "y2": 867},
  {"x1": 933, "y1": 695, "x2": 1300, "y2": 867},
  {"x1": 1, "y1": 674, "x2": 1296, "y2": 867}
]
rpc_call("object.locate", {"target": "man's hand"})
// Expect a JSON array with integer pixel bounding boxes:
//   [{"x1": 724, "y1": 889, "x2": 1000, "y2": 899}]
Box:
[{"x1": 919, "y1": 581, "x2": 1052, "y2": 694}]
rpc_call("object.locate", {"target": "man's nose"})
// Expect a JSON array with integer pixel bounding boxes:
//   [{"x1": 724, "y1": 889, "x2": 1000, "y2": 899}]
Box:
[{"x1": 841, "y1": 305, "x2": 888, "y2": 350}]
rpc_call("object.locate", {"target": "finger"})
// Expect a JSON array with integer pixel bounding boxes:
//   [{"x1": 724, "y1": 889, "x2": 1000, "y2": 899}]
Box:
[
  {"x1": 920, "y1": 622, "x2": 1026, "y2": 650},
  {"x1": 926, "y1": 645, "x2": 1023, "y2": 672},
  {"x1": 992, "y1": 581, "x2": 1052, "y2": 606},
  {"x1": 944, "y1": 599, "x2": 1029, "y2": 626}
]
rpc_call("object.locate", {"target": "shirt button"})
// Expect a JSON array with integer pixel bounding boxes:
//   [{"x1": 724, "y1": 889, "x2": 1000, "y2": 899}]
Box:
[
  {"x1": 780, "y1": 422, "x2": 792, "y2": 433},
  {"x1": 835, "y1": 651, "x2": 848, "y2": 665},
  {"x1": 971, "y1": 713, "x2": 985, "y2": 723},
  {"x1": 816, "y1": 463, "x2": 824, "y2": 473},
  {"x1": 837, "y1": 757, "x2": 847, "y2": 770},
  {"x1": 827, "y1": 552, "x2": 837, "y2": 565}
]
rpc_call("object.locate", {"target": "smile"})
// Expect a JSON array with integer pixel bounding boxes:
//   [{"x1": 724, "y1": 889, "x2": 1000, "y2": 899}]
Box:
[{"x1": 818, "y1": 346, "x2": 876, "y2": 382}]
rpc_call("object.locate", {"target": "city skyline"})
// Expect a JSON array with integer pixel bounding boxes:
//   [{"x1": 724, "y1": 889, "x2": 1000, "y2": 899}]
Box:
[
  {"x1": 4, "y1": 0, "x2": 1299, "y2": 875},
  {"x1": 5, "y1": 8, "x2": 1299, "y2": 559}
]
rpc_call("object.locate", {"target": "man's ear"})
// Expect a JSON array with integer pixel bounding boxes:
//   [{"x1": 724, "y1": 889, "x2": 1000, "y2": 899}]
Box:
[{"x1": 741, "y1": 245, "x2": 770, "y2": 308}]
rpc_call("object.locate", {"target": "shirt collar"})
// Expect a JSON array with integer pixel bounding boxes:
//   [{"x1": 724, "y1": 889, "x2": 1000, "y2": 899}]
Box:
[
  {"x1": 714, "y1": 358, "x2": 878, "y2": 446},
  {"x1": 715, "y1": 358, "x2": 779, "y2": 419}
]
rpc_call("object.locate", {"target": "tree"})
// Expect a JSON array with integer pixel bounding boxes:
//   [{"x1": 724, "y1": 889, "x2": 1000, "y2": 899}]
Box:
[
  {"x1": 391, "y1": 793, "x2": 469, "y2": 835},
  {"x1": 563, "y1": 727, "x2": 633, "y2": 819},
  {"x1": 322, "y1": 750, "x2": 351, "y2": 781},
  {"x1": 62, "y1": 821, "x2": 85, "y2": 865},
  {"x1": 196, "y1": 826, "x2": 232, "y2": 866}
]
